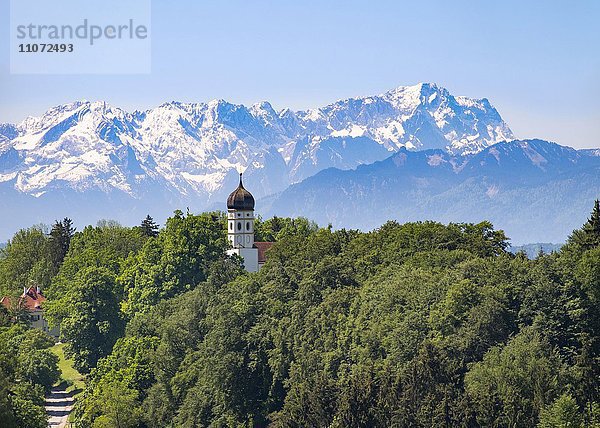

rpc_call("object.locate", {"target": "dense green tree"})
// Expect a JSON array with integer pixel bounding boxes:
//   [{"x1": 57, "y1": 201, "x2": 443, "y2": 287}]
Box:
[
  {"x1": 254, "y1": 216, "x2": 319, "y2": 242},
  {"x1": 46, "y1": 267, "x2": 125, "y2": 372},
  {"x1": 140, "y1": 215, "x2": 160, "y2": 238},
  {"x1": 120, "y1": 211, "x2": 230, "y2": 316},
  {"x1": 538, "y1": 394, "x2": 583, "y2": 428},
  {"x1": 0, "y1": 226, "x2": 53, "y2": 294},
  {"x1": 465, "y1": 329, "x2": 566, "y2": 427},
  {"x1": 16, "y1": 348, "x2": 59, "y2": 391},
  {"x1": 0, "y1": 304, "x2": 10, "y2": 327},
  {"x1": 569, "y1": 199, "x2": 600, "y2": 250},
  {"x1": 8, "y1": 383, "x2": 48, "y2": 428},
  {"x1": 73, "y1": 336, "x2": 158, "y2": 426},
  {"x1": 89, "y1": 378, "x2": 143, "y2": 428},
  {"x1": 48, "y1": 217, "x2": 75, "y2": 274},
  {"x1": 576, "y1": 246, "x2": 600, "y2": 304},
  {"x1": 48, "y1": 221, "x2": 145, "y2": 297},
  {"x1": 44, "y1": 221, "x2": 146, "y2": 371},
  {"x1": 0, "y1": 326, "x2": 58, "y2": 392},
  {"x1": 0, "y1": 367, "x2": 16, "y2": 428},
  {"x1": 0, "y1": 326, "x2": 58, "y2": 428},
  {"x1": 0, "y1": 207, "x2": 590, "y2": 428}
]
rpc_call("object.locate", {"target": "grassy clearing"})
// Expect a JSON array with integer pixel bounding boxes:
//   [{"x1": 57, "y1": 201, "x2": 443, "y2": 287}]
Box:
[{"x1": 50, "y1": 342, "x2": 85, "y2": 393}]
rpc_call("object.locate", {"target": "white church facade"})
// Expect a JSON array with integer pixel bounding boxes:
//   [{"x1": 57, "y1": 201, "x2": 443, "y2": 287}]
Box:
[{"x1": 226, "y1": 173, "x2": 273, "y2": 272}]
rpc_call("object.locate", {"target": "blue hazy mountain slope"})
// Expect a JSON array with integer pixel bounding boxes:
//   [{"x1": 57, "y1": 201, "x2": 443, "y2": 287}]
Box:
[{"x1": 266, "y1": 140, "x2": 600, "y2": 244}]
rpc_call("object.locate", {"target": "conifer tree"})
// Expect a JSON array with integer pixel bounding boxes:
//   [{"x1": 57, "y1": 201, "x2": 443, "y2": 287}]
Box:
[
  {"x1": 586, "y1": 199, "x2": 600, "y2": 236},
  {"x1": 140, "y1": 215, "x2": 159, "y2": 238},
  {"x1": 48, "y1": 218, "x2": 75, "y2": 273},
  {"x1": 570, "y1": 200, "x2": 600, "y2": 250}
]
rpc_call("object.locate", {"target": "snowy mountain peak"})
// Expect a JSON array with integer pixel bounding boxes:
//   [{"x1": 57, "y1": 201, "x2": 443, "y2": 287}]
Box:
[{"x1": 0, "y1": 83, "x2": 514, "y2": 208}]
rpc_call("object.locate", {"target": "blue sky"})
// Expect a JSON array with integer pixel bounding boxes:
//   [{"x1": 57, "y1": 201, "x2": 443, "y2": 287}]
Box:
[{"x1": 1, "y1": 0, "x2": 599, "y2": 148}]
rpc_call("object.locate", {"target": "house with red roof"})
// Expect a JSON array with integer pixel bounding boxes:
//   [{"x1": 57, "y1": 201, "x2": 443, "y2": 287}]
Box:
[{"x1": 0, "y1": 286, "x2": 59, "y2": 338}]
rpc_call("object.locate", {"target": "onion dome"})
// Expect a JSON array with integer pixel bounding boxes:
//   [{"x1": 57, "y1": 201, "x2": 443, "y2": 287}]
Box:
[{"x1": 227, "y1": 173, "x2": 255, "y2": 210}]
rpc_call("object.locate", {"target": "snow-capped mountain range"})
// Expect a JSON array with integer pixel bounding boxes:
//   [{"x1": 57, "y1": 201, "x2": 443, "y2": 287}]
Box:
[
  {"x1": 0, "y1": 83, "x2": 512, "y2": 207},
  {"x1": 6, "y1": 81, "x2": 594, "y2": 243}
]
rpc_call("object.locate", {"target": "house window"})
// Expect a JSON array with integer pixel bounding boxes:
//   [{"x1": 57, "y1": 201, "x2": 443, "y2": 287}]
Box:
[
  {"x1": 229, "y1": 222, "x2": 233, "y2": 230},
  {"x1": 237, "y1": 222, "x2": 242, "y2": 231},
  {"x1": 246, "y1": 222, "x2": 250, "y2": 230}
]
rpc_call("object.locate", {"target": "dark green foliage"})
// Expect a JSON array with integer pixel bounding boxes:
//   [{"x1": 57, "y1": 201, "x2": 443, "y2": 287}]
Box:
[
  {"x1": 465, "y1": 329, "x2": 566, "y2": 427},
  {"x1": 48, "y1": 221, "x2": 146, "y2": 298},
  {"x1": 140, "y1": 215, "x2": 160, "y2": 238},
  {"x1": 537, "y1": 394, "x2": 583, "y2": 428},
  {"x1": 6, "y1": 202, "x2": 600, "y2": 427},
  {"x1": 254, "y1": 216, "x2": 319, "y2": 242},
  {"x1": 46, "y1": 267, "x2": 125, "y2": 373},
  {"x1": 120, "y1": 211, "x2": 231, "y2": 315},
  {"x1": 45, "y1": 221, "x2": 147, "y2": 370},
  {"x1": 0, "y1": 226, "x2": 53, "y2": 294},
  {"x1": 48, "y1": 218, "x2": 75, "y2": 274},
  {"x1": 43, "y1": 211, "x2": 234, "y2": 376},
  {"x1": 72, "y1": 336, "x2": 157, "y2": 426},
  {"x1": 568, "y1": 199, "x2": 600, "y2": 250},
  {"x1": 67, "y1": 211, "x2": 600, "y2": 427},
  {"x1": 0, "y1": 325, "x2": 59, "y2": 428},
  {"x1": 0, "y1": 219, "x2": 72, "y2": 298},
  {"x1": 0, "y1": 304, "x2": 10, "y2": 327}
]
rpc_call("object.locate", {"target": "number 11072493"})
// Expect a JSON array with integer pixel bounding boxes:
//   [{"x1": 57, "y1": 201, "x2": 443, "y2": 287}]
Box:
[{"x1": 18, "y1": 43, "x2": 74, "y2": 53}]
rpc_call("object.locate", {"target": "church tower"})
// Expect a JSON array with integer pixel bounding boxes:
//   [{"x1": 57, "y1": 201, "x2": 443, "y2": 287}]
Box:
[{"x1": 226, "y1": 173, "x2": 259, "y2": 272}]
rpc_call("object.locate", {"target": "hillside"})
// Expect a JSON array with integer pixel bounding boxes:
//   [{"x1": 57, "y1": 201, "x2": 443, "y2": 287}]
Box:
[
  {"x1": 2, "y1": 206, "x2": 598, "y2": 427},
  {"x1": 266, "y1": 139, "x2": 600, "y2": 243}
]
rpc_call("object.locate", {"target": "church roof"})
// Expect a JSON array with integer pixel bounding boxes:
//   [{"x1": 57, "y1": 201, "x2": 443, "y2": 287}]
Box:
[
  {"x1": 255, "y1": 242, "x2": 274, "y2": 264},
  {"x1": 227, "y1": 173, "x2": 255, "y2": 210}
]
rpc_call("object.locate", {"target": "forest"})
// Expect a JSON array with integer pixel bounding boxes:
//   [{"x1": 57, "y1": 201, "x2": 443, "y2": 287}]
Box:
[{"x1": 0, "y1": 202, "x2": 599, "y2": 427}]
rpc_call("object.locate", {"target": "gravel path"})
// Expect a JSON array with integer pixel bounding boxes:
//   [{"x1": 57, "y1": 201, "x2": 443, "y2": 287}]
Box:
[{"x1": 45, "y1": 386, "x2": 75, "y2": 428}]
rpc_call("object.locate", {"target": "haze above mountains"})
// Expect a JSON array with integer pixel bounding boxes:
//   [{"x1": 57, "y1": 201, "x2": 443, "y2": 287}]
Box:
[{"x1": 0, "y1": 83, "x2": 597, "y2": 244}]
